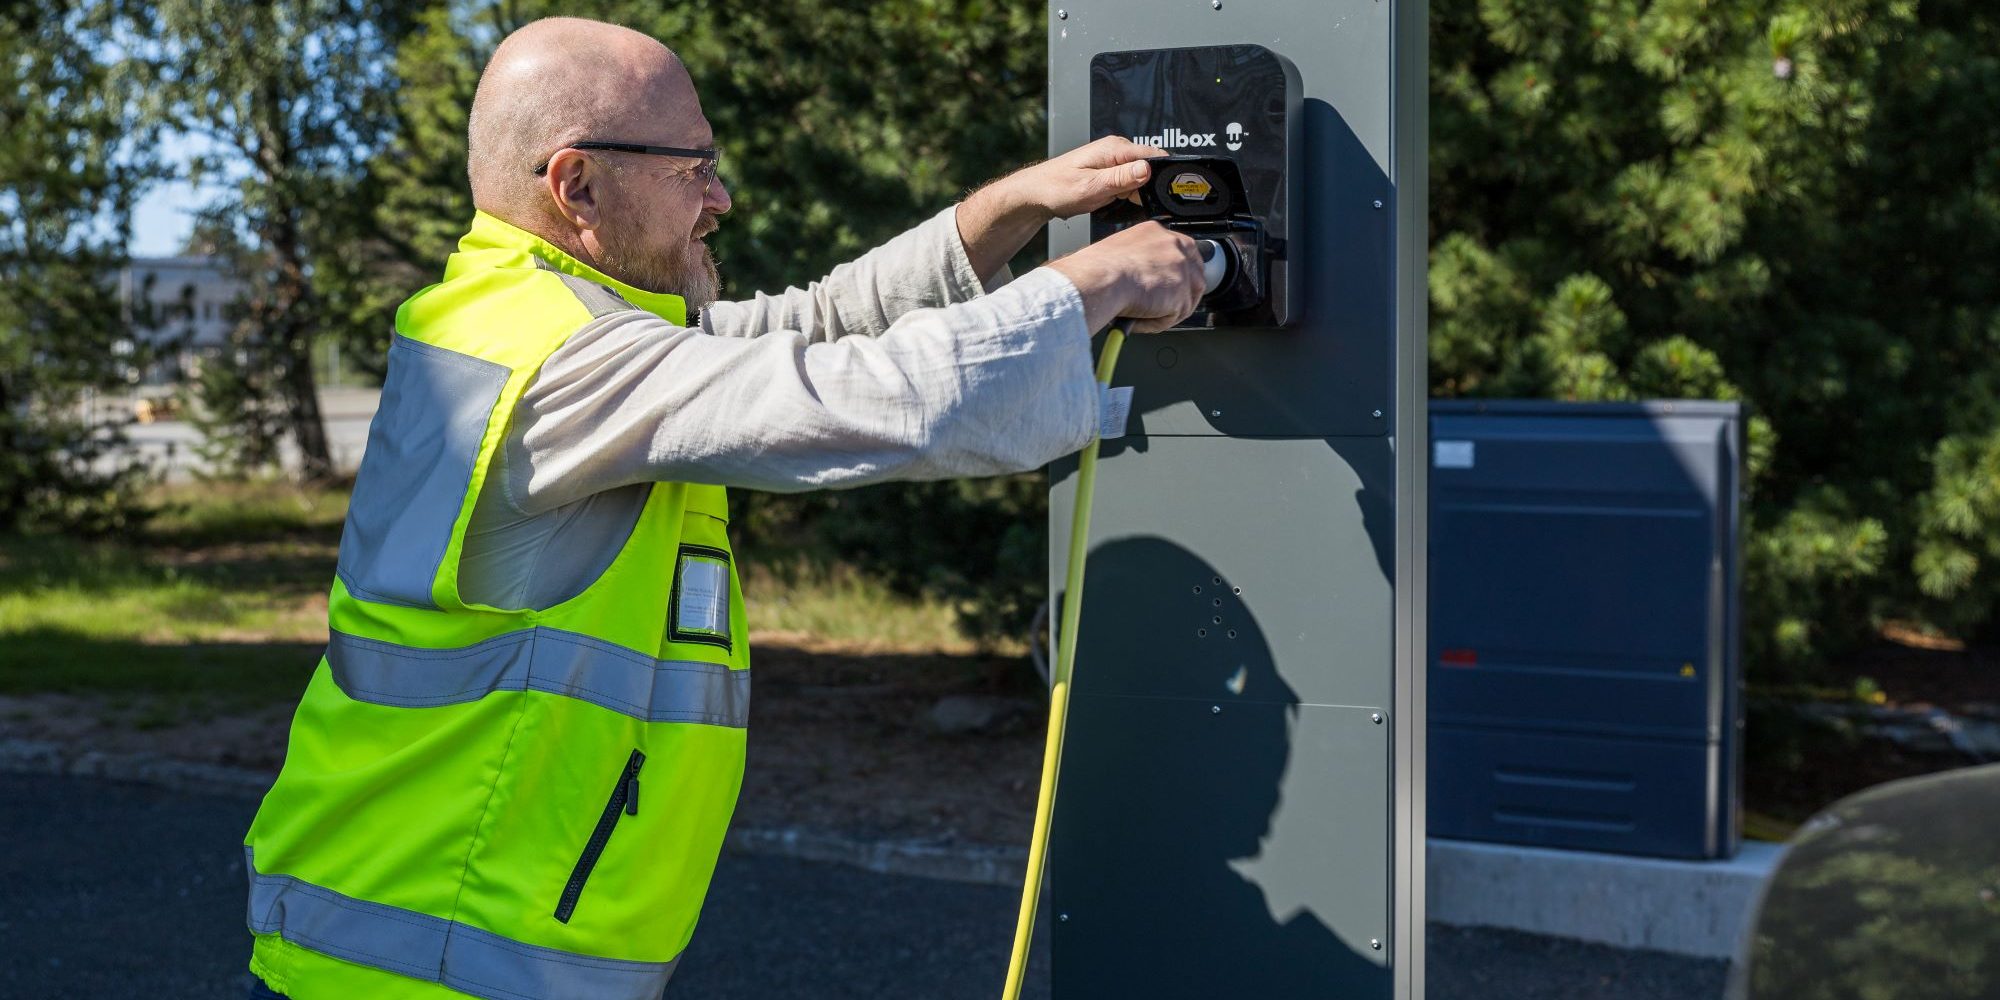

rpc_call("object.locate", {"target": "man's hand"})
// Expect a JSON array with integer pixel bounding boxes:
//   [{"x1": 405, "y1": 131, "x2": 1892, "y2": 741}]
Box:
[
  {"x1": 1046, "y1": 222, "x2": 1206, "y2": 335},
  {"x1": 956, "y1": 138, "x2": 1168, "y2": 284},
  {"x1": 1002, "y1": 136, "x2": 1168, "y2": 220}
]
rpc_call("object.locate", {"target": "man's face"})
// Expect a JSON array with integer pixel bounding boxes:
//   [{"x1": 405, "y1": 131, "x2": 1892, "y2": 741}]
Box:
[{"x1": 593, "y1": 116, "x2": 733, "y2": 309}]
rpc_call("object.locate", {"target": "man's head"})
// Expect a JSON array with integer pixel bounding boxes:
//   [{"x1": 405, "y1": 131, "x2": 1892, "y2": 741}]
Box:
[{"x1": 467, "y1": 17, "x2": 730, "y2": 308}]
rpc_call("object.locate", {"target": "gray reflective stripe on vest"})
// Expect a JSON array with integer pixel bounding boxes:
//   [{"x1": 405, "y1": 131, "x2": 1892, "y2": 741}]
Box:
[
  {"x1": 245, "y1": 847, "x2": 676, "y2": 1000},
  {"x1": 534, "y1": 257, "x2": 637, "y2": 317},
  {"x1": 337, "y1": 335, "x2": 510, "y2": 610},
  {"x1": 327, "y1": 626, "x2": 750, "y2": 726}
]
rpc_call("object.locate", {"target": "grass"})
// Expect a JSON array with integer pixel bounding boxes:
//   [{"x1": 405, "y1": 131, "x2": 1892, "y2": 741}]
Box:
[
  {"x1": 145, "y1": 478, "x2": 351, "y2": 547},
  {"x1": 741, "y1": 559, "x2": 1009, "y2": 654},
  {"x1": 0, "y1": 479, "x2": 344, "y2": 708},
  {"x1": 0, "y1": 477, "x2": 981, "y2": 708}
]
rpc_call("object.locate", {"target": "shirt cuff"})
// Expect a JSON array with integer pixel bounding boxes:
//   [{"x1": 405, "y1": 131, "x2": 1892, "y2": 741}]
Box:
[
  {"x1": 940, "y1": 204, "x2": 1001, "y2": 302},
  {"x1": 1001, "y1": 265, "x2": 1089, "y2": 346}
]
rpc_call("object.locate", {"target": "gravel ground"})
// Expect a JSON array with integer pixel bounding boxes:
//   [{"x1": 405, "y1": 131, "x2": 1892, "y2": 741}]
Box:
[{"x1": 0, "y1": 772, "x2": 1726, "y2": 1000}]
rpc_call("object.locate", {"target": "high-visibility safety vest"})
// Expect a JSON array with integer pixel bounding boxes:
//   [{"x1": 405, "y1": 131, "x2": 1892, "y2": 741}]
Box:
[{"x1": 243, "y1": 211, "x2": 751, "y2": 1000}]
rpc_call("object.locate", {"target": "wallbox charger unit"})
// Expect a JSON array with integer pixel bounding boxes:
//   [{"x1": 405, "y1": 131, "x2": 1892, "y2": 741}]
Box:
[{"x1": 1089, "y1": 43, "x2": 1302, "y2": 328}]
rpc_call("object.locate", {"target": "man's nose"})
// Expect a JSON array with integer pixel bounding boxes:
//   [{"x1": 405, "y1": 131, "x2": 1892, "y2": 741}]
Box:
[{"x1": 705, "y1": 175, "x2": 732, "y2": 215}]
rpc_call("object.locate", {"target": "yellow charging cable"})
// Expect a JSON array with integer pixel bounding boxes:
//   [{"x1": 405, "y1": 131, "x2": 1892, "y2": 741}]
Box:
[{"x1": 1000, "y1": 323, "x2": 1128, "y2": 1000}]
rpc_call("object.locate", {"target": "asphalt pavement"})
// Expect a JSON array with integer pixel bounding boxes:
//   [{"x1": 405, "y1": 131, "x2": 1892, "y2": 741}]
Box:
[{"x1": 0, "y1": 772, "x2": 1726, "y2": 999}]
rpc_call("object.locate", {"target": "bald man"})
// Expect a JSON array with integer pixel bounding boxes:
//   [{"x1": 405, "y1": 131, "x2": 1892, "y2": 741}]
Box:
[{"x1": 240, "y1": 16, "x2": 1203, "y2": 1000}]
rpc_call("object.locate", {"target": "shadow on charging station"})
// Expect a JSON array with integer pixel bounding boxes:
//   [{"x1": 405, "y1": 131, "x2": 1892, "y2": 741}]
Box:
[{"x1": 1049, "y1": 538, "x2": 1388, "y2": 995}]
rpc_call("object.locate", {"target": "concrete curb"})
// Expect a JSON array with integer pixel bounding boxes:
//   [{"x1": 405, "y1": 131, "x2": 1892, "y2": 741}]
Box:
[
  {"x1": 0, "y1": 738, "x2": 279, "y2": 800},
  {"x1": 0, "y1": 738, "x2": 1029, "y2": 887},
  {"x1": 1428, "y1": 837, "x2": 1782, "y2": 959},
  {"x1": 724, "y1": 828, "x2": 1027, "y2": 887}
]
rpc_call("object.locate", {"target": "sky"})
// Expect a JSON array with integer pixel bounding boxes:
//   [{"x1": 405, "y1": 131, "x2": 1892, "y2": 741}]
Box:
[
  {"x1": 131, "y1": 180, "x2": 204, "y2": 258},
  {"x1": 130, "y1": 131, "x2": 231, "y2": 259}
]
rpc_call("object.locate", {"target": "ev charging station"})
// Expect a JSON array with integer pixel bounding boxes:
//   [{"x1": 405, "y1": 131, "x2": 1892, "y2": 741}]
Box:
[{"x1": 1045, "y1": 0, "x2": 1427, "y2": 996}]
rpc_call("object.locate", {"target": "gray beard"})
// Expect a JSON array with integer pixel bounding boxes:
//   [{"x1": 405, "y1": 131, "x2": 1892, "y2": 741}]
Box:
[{"x1": 600, "y1": 233, "x2": 721, "y2": 314}]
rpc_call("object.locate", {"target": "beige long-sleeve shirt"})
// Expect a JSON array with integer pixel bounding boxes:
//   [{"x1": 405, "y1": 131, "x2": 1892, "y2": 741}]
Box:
[{"x1": 457, "y1": 206, "x2": 1100, "y2": 610}]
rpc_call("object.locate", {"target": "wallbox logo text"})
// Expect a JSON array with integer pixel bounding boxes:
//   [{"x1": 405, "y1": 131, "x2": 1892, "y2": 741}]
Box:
[{"x1": 1131, "y1": 127, "x2": 1218, "y2": 149}]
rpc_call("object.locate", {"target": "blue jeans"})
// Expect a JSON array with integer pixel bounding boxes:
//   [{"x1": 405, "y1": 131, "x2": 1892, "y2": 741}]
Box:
[{"x1": 246, "y1": 979, "x2": 290, "y2": 1000}]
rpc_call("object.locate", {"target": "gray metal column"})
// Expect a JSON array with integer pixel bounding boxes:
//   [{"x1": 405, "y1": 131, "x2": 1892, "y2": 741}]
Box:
[{"x1": 1044, "y1": 1, "x2": 1426, "y2": 997}]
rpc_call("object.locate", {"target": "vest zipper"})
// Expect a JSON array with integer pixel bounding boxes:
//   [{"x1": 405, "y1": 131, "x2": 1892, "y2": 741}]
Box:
[{"x1": 554, "y1": 748, "x2": 645, "y2": 924}]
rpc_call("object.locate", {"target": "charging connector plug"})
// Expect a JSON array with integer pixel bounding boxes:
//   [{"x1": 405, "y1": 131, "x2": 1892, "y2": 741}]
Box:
[{"x1": 1196, "y1": 239, "x2": 1231, "y2": 295}]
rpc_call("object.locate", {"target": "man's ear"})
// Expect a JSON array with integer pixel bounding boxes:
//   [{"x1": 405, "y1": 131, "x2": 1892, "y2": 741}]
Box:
[{"x1": 545, "y1": 150, "x2": 602, "y2": 231}]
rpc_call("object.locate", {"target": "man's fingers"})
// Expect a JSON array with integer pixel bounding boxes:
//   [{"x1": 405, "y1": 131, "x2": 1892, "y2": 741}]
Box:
[
  {"x1": 1062, "y1": 159, "x2": 1153, "y2": 215},
  {"x1": 1078, "y1": 135, "x2": 1168, "y2": 167},
  {"x1": 1096, "y1": 158, "x2": 1152, "y2": 195}
]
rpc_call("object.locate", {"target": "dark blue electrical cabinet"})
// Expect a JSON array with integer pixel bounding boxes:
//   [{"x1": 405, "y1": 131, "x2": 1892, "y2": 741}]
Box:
[{"x1": 1428, "y1": 401, "x2": 1743, "y2": 859}]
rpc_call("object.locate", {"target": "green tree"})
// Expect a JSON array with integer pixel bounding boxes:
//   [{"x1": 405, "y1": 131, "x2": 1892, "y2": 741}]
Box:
[
  {"x1": 0, "y1": 3, "x2": 163, "y2": 533},
  {"x1": 133, "y1": 0, "x2": 422, "y2": 481},
  {"x1": 1431, "y1": 0, "x2": 2000, "y2": 672}
]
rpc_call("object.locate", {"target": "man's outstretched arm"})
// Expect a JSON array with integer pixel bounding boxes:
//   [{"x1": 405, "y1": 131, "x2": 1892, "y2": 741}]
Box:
[
  {"x1": 491, "y1": 221, "x2": 1205, "y2": 514},
  {"x1": 702, "y1": 137, "x2": 1165, "y2": 343}
]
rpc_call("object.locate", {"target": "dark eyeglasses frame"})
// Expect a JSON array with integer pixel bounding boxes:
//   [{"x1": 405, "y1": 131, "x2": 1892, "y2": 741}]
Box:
[{"x1": 533, "y1": 141, "x2": 721, "y2": 186}]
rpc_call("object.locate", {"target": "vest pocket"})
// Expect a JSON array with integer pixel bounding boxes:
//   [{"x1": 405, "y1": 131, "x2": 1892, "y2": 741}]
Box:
[
  {"x1": 669, "y1": 544, "x2": 734, "y2": 652},
  {"x1": 553, "y1": 748, "x2": 646, "y2": 924}
]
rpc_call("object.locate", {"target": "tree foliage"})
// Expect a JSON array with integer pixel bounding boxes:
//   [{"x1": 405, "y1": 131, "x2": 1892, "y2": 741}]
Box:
[
  {"x1": 134, "y1": 0, "x2": 423, "y2": 481},
  {"x1": 1433, "y1": 0, "x2": 2000, "y2": 671},
  {"x1": 0, "y1": 3, "x2": 162, "y2": 533}
]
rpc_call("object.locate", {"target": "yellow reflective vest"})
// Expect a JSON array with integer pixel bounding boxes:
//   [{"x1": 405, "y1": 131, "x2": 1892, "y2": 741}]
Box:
[{"x1": 243, "y1": 212, "x2": 750, "y2": 1000}]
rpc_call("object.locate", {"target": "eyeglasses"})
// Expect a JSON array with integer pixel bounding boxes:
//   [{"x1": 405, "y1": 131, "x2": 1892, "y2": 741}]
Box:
[{"x1": 533, "y1": 141, "x2": 722, "y2": 191}]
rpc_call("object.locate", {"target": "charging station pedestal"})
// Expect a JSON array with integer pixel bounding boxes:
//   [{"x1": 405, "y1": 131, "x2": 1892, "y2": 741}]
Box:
[{"x1": 1046, "y1": 2, "x2": 1426, "y2": 997}]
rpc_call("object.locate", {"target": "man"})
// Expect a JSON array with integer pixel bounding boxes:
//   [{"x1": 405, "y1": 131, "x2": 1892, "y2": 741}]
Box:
[{"x1": 241, "y1": 16, "x2": 1202, "y2": 1000}]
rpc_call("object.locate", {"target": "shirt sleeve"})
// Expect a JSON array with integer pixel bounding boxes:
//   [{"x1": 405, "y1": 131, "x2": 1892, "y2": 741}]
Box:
[
  {"x1": 492, "y1": 266, "x2": 1097, "y2": 513},
  {"x1": 698, "y1": 205, "x2": 1011, "y2": 344}
]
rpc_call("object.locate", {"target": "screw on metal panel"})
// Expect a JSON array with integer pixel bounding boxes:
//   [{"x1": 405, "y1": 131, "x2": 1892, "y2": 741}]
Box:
[
  {"x1": 1231, "y1": 586, "x2": 1242, "y2": 595},
  {"x1": 1370, "y1": 938, "x2": 1382, "y2": 950},
  {"x1": 1197, "y1": 628, "x2": 1207, "y2": 637},
  {"x1": 1059, "y1": 912, "x2": 1070, "y2": 922},
  {"x1": 1371, "y1": 712, "x2": 1384, "y2": 724},
  {"x1": 1212, "y1": 597, "x2": 1222, "y2": 607},
  {"x1": 1226, "y1": 629, "x2": 1237, "y2": 639},
  {"x1": 1212, "y1": 576, "x2": 1222, "y2": 585},
  {"x1": 1212, "y1": 705, "x2": 1222, "y2": 714},
  {"x1": 1211, "y1": 0, "x2": 1222, "y2": 8},
  {"x1": 1210, "y1": 409, "x2": 1222, "y2": 417},
  {"x1": 1373, "y1": 199, "x2": 1384, "y2": 209},
  {"x1": 1193, "y1": 585, "x2": 1203, "y2": 594},
  {"x1": 1056, "y1": 8, "x2": 1067, "y2": 19}
]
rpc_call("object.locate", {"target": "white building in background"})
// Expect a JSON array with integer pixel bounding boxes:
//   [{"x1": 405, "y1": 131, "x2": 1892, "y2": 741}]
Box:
[{"x1": 119, "y1": 255, "x2": 245, "y2": 383}]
